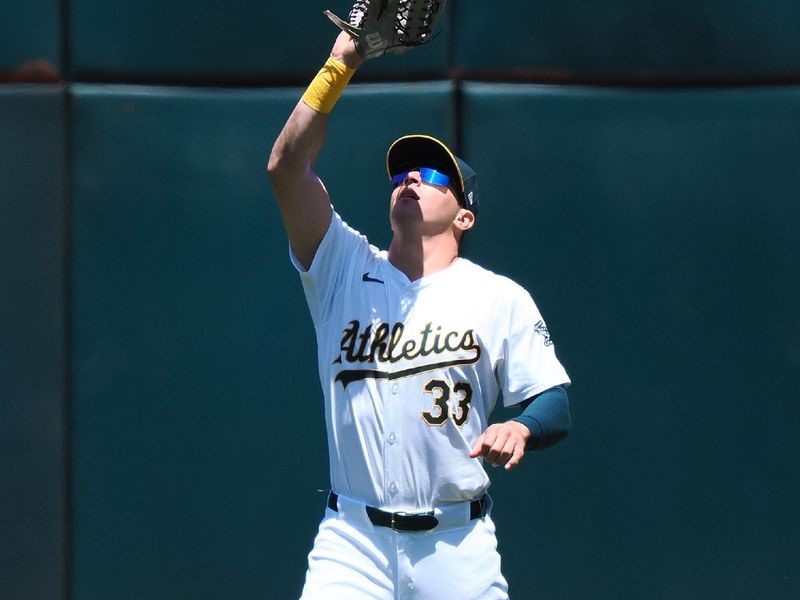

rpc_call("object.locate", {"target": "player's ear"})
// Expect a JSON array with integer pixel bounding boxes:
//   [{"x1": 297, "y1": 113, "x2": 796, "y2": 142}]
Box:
[{"x1": 453, "y1": 208, "x2": 475, "y2": 233}]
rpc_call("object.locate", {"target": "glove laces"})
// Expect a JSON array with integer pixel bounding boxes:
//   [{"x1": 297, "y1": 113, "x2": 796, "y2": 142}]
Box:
[
  {"x1": 348, "y1": 0, "x2": 371, "y2": 27},
  {"x1": 396, "y1": 0, "x2": 442, "y2": 45}
]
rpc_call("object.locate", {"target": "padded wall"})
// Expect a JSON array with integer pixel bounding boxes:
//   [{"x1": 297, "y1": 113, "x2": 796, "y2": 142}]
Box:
[
  {"x1": 68, "y1": 0, "x2": 450, "y2": 81},
  {"x1": 0, "y1": 1, "x2": 61, "y2": 78},
  {"x1": 69, "y1": 82, "x2": 452, "y2": 600},
  {"x1": 64, "y1": 0, "x2": 800, "y2": 82},
  {"x1": 0, "y1": 86, "x2": 66, "y2": 600},
  {"x1": 454, "y1": 0, "x2": 800, "y2": 80},
  {"x1": 462, "y1": 83, "x2": 800, "y2": 599}
]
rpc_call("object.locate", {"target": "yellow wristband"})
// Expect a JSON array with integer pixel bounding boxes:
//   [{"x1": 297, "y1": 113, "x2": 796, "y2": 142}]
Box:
[{"x1": 301, "y1": 56, "x2": 356, "y2": 114}]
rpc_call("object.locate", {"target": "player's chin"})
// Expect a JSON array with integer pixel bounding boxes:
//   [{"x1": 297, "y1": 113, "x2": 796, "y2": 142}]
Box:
[{"x1": 390, "y1": 202, "x2": 423, "y2": 225}]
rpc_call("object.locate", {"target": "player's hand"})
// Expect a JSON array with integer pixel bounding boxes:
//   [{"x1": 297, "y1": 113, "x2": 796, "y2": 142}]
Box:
[{"x1": 469, "y1": 421, "x2": 532, "y2": 471}]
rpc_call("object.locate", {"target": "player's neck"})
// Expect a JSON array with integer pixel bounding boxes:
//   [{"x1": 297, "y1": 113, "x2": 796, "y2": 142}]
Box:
[{"x1": 387, "y1": 233, "x2": 459, "y2": 281}]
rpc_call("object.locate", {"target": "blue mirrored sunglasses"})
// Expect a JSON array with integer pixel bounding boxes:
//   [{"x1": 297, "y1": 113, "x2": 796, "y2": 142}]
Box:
[{"x1": 390, "y1": 167, "x2": 450, "y2": 188}]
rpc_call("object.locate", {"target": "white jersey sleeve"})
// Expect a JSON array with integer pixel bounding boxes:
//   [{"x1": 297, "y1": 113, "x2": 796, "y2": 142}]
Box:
[
  {"x1": 289, "y1": 211, "x2": 375, "y2": 327},
  {"x1": 495, "y1": 282, "x2": 571, "y2": 407}
]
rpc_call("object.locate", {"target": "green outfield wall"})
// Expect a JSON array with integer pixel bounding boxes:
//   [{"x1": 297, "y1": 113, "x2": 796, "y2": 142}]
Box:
[
  {"x1": 2, "y1": 2, "x2": 799, "y2": 599},
  {"x1": 0, "y1": 1, "x2": 61, "y2": 78},
  {"x1": 0, "y1": 86, "x2": 66, "y2": 600}
]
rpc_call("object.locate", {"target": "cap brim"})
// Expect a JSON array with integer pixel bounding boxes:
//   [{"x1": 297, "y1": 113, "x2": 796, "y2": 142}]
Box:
[{"x1": 386, "y1": 135, "x2": 465, "y2": 197}]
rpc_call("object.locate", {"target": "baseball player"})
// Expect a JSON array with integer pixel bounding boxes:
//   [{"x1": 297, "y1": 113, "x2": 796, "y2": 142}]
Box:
[{"x1": 268, "y1": 19, "x2": 571, "y2": 600}]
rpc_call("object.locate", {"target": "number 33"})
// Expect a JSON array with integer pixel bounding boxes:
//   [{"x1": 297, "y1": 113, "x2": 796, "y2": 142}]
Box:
[{"x1": 421, "y1": 380, "x2": 473, "y2": 427}]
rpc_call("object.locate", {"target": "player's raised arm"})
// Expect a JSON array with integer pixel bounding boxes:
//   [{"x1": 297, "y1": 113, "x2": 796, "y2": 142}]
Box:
[{"x1": 268, "y1": 32, "x2": 363, "y2": 270}]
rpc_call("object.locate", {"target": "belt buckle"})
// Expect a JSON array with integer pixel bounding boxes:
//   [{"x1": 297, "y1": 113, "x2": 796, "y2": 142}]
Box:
[{"x1": 390, "y1": 511, "x2": 407, "y2": 531}]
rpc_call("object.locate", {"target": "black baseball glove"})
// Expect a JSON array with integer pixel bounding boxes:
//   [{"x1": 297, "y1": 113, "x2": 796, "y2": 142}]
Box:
[{"x1": 324, "y1": 0, "x2": 447, "y2": 60}]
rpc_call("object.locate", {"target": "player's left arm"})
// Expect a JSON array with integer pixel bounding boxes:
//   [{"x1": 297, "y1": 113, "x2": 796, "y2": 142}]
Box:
[{"x1": 469, "y1": 385, "x2": 571, "y2": 471}]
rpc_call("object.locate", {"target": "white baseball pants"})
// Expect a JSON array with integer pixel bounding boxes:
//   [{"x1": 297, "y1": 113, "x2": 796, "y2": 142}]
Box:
[{"x1": 299, "y1": 493, "x2": 509, "y2": 600}]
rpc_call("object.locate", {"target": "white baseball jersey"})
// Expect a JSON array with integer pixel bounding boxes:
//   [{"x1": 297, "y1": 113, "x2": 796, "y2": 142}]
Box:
[{"x1": 291, "y1": 211, "x2": 570, "y2": 512}]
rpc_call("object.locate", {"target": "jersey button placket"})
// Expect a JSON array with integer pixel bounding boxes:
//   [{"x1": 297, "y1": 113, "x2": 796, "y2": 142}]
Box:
[
  {"x1": 384, "y1": 281, "x2": 412, "y2": 505},
  {"x1": 385, "y1": 380, "x2": 402, "y2": 501}
]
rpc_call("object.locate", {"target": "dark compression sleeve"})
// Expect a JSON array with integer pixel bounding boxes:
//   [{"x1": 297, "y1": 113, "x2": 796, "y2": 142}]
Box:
[{"x1": 512, "y1": 385, "x2": 571, "y2": 450}]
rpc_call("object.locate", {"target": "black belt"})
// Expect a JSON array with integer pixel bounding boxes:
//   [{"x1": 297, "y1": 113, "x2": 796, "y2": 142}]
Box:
[{"x1": 327, "y1": 491, "x2": 488, "y2": 532}]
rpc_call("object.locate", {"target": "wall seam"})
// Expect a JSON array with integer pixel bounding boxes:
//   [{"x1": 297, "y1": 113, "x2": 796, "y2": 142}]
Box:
[
  {"x1": 60, "y1": 81, "x2": 74, "y2": 600},
  {"x1": 60, "y1": 1, "x2": 74, "y2": 599}
]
